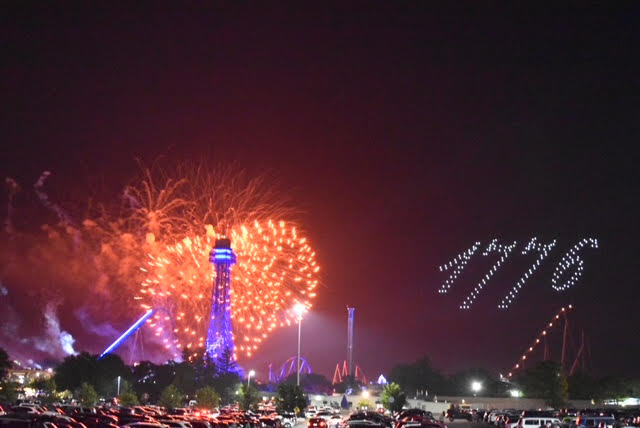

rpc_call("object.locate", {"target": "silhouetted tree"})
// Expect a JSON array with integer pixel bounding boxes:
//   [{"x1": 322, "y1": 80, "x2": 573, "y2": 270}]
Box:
[
  {"x1": 159, "y1": 384, "x2": 183, "y2": 409},
  {"x1": 568, "y1": 371, "x2": 600, "y2": 400},
  {"x1": 95, "y1": 354, "x2": 130, "y2": 397},
  {"x1": 195, "y1": 386, "x2": 221, "y2": 409},
  {"x1": 185, "y1": 348, "x2": 218, "y2": 388},
  {"x1": 333, "y1": 375, "x2": 362, "y2": 394},
  {"x1": 239, "y1": 383, "x2": 259, "y2": 410},
  {"x1": 76, "y1": 382, "x2": 98, "y2": 406},
  {"x1": 131, "y1": 360, "x2": 163, "y2": 403},
  {"x1": 516, "y1": 361, "x2": 568, "y2": 407},
  {"x1": 0, "y1": 381, "x2": 20, "y2": 403},
  {"x1": 0, "y1": 347, "x2": 11, "y2": 379},
  {"x1": 55, "y1": 352, "x2": 98, "y2": 392},
  {"x1": 173, "y1": 361, "x2": 197, "y2": 397},
  {"x1": 55, "y1": 352, "x2": 129, "y2": 397},
  {"x1": 389, "y1": 356, "x2": 446, "y2": 396},
  {"x1": 276, "y1": 382, "x2": 307, "y2": 413},
  {"x1": 381, "y1": 382, "x2": 406, "y2": 413},
  {"x1": 217, "y1": 372, "x2": 242, "y2": 404},
  {"x1": 30, "y1": 377, "x2": 57, "y2": 404},
  {"x1": 599, "y1": 376, "x2": 636, "y2": 400},
  {"x1": 118, "y1": 384, "x2": 140, "y2": 406},
  {"x1": 216, "y1": 348, "x2": 239, "y2": 375}
]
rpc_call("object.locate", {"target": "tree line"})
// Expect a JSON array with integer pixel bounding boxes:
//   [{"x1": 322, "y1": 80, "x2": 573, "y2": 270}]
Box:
[
  {"x1": 388, "y1": 355, "x2": 640, "y2": 407},
  {"x1": 0, "y1": 346, "x2": 309, "y2": 412},
  {"x1": 3, "y1": 347, "x2": 640, "y2": 410}
]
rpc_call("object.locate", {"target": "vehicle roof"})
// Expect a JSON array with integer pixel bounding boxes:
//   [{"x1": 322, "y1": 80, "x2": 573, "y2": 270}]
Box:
[
  {"x1": 521, "y1": 417, "x2": 560, "y2": 420},
  {"x1": 578, "y1": 416, "x2": 615, "y2": 419}
]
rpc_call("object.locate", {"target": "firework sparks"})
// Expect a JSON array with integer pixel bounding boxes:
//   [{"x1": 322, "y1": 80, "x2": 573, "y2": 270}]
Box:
[
  {"x1": 139, "y1": 219, "x2": 319, "y2": 359},
  {"x1": 1, "y1": 162, "x2": 319, "y2": 362}
]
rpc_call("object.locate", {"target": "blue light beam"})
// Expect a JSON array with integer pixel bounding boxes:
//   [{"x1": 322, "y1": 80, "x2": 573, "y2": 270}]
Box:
[{"x1": 99, "y1": 309, "x2": 156, "y2": 359}]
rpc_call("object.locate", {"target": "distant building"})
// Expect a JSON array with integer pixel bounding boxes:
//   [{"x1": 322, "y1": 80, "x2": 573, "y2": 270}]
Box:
[{"x1": 5, "y1": 363, "x2": 54, "y2": 385}]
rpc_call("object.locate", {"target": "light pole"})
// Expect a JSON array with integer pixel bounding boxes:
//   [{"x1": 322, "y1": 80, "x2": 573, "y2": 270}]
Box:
[
  {"x1": 247, "y1": 370, "x2": 256, "y2": 387},
  {"x1": 117, "y1": 375, "x2": 121, "y2": 396},
  {"x1": 293, "y1": 303, "x2": 306, "y2": 386}
]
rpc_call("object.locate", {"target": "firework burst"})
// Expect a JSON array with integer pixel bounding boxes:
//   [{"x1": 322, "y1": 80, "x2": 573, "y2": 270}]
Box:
[
  {"x1": 139, "y1": 220, "x2": 319, "y2": 359},
  {"x1": 118, "y1": 164, "x2": 321, "y2": 360},
  {"x1": 1, "y1": 161, "x2": 320, "y2": 362}
]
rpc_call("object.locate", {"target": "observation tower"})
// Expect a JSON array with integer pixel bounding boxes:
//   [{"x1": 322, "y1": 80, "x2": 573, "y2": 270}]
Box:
[{"x1": 205, "y1": 238, "x2": 236, "y2": 360}]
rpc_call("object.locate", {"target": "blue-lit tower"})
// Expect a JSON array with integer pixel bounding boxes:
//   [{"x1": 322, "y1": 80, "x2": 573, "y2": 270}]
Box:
[
  {"x1": 205, "y1": 238, "x2": 236, "y2": 360},
  {"x1": 347, "y1": 307, "x2": 355, "y2": 376}
]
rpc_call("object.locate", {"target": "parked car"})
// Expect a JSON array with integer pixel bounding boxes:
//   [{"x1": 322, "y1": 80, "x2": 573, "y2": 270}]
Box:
[
  {"x1": 11, "y1": 407, "x2": 41, "y2": 415},
  {"x1": 576, "y1": 414, "x2": 615, "y2": 428},
  {"x1": 309, "y1": 418, "x2": 328, "y2": 428},
  {"x1": 327, "y1": 415, "x2": 343, "y2": 428},
  {"x1": 277, "y1": 412, "x2": 297, "y2": 428},
  {"x1": 0, "y1": 416, "x2": 49, "y2": 428},
  {"x1": 396, "y1": 415, "x2": 445, "y2": 428},
  {"x1": 445, "y1": 409, "x2": 471, "y2": 422},
  {"x1": 346, "y1": 412, "x2": 393, "y2": 428},
  {"x1": 561, "y1": 416, "x2": 577, "y2": 428},
  {"x1": 398, "y1": 411, "x2": 433, "y2": 421},
  {"x1": 259, "y1": 417, "x2": 283, "y2": 428},
  {"x1": 510, "y1": 417, "x2": 562, "y2": 428},
  {"x1": 316, "y1": 413, "x2": 334, "y2": 423}
]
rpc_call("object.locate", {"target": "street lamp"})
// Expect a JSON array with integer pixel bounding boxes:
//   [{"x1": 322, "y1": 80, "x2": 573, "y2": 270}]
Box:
[
  {"x1": 293, "y1": 303, "x2": 307, "y2": 386},
  {"x1": 247, "y1": 369, "x2": 256, "y2": 387},
  {"x1": 117, "y1": 375, "x2": 121, "y2": 396},
  {"x1": 471, "y1": 380, "x2": 482, "y2": 396}
]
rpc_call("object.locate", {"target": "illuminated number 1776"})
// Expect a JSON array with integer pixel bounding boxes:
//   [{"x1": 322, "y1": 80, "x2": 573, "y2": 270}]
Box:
[{"x1": 437, "y1": 237, "x2": 597, "y2": 309}]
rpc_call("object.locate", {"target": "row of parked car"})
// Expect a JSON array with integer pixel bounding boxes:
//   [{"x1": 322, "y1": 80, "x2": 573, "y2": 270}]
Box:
[
  {"x1": 478, "y1": 408, "x2": 640, "y2": 428},
  {"x1": 307, "y1": 408, "x2": 446, "y2": 428},
  {"x1": 0, "y1": 401, "x2": 295, "y2": 428}
]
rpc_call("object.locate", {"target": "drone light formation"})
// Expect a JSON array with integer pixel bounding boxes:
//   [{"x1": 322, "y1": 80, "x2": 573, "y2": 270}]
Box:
[
  {"x1": 498, "y1": 238, "x2": 557, "y2": 309},
  {"x1": 460, "y1": 239, "x2": 517, "y2": 310},
  {"x1": 551, "y1": 238, "x2": 599, "y2": 291},
  {"x1": 437, "y1": 242, "x2": 482, "y2": 294},
  {"x1": 438, "y1": 237, "x2": 598, "y2": 310}
]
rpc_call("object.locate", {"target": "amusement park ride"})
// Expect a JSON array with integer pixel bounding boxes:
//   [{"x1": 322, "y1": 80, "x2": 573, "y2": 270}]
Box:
[
  {"x1": 331, "y1": 307, "x2": 368, "y2": 385},
  {"x1": 268, "y1": 356, "x2": 312, "y2": 383},
  {"x1": 506, "y1": 304, "x2": 591, "y2": 379}
]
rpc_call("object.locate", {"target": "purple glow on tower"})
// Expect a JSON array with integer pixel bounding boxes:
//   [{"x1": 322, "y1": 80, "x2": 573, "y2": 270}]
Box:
[{"x1": 205, "y1": 238, "x2": 236, "y2": 361}]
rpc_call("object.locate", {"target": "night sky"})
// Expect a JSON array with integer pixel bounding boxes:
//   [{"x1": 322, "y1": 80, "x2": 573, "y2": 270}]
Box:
[{"x1": 2, "y1": 3, "x2": 639, "y2": 379}]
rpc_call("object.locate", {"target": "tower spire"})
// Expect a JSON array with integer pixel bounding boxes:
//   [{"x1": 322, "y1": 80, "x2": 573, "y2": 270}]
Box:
[
  {"x1": 347, "y1": 306, "x2": 355, "y2": 376},
  {"x1": 205, "y1": 238, "x2": 237, "y2": 361}
]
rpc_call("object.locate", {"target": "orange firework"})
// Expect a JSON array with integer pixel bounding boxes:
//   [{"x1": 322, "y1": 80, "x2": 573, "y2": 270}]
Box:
[{"x1": 137, "y1": 219, "x2": 319, "y2": 359}]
